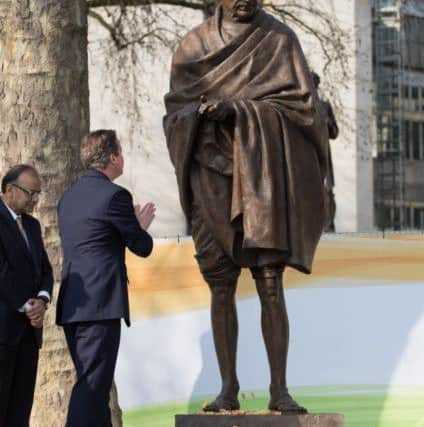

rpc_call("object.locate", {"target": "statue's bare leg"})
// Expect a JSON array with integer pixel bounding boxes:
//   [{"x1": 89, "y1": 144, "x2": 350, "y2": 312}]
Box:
[
  {"x1": 253, "y1": 266, "x2": 307, "y2": 414},
  {"x1": 203, "y1": 281, "x2": 240, "y2": 412},
  {"x1": 190, "y1": 193, "x2": 241, "y2": 412}
]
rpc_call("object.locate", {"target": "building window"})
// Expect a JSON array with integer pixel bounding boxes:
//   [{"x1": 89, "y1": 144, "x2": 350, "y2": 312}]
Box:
[
  {"x1": 405, "y1": 206, "x2": 411, "y2": 228},
  {"x1": 412, "y1": 122, "x2": 420, "y2": 159},
  {"x1": 412, "y1": 208, "x2": 424, "y2": 229},
  {"x1": 421, "y1": 87, "x2": 424, "y2": 111},
  {"x1": 421, "y1": 123, "x2": 424, "y2": 159},
  {"x1": 381, "y1": 0, "x2": 397, "y2": 8},
  {"x1": 403, "y1": 120, "x2": 411, "y2": 159},
  {"x1": 413, "y1": 208, "x2": 421, "y2": 228},
  {"x1": 412, "y1": 86, "x2": 420, "y2": 111},
  {"x1": 393, "y1": 123, "x2": 399, "y2": 141},
  {"x1": 402, "y1": 85, "x2": 409, "y2": 99},
  {"x1": 392, "y1": 206, "x2": 401, "y2": 228},
  {"x1": 412, "y1": 86, "x2": 419, "y2": 99}
]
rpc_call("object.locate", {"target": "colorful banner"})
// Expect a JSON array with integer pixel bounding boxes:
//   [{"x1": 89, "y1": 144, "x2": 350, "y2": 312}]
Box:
[{"x1": 117, "y1": 233, "x2": 424, "y2": 427}]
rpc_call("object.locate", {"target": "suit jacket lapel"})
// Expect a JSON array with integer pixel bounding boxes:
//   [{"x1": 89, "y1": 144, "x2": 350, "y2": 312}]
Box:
[
  {"x1": 0, "y1": 199, "x2": 35, "y2": 264},
  {"x1": 22, "y1": 216, "x2": 39, "y2": 272},
  {"x1": 22, "y1": 215, "x2": 40, "y2": 265}
]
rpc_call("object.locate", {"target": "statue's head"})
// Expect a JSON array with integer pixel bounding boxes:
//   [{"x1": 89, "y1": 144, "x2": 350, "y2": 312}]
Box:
[{"x1": 221, "y1": 0, "x2": 259, "y2": 22}]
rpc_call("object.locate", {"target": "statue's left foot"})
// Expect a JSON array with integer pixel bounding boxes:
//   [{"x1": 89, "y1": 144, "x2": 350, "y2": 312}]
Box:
[
  {"x1": 203, "y1": 395, "x2": 240, "y2": 412},
  {"x1": 268, "y1": 392, "x2": 307, "y2": 414}
]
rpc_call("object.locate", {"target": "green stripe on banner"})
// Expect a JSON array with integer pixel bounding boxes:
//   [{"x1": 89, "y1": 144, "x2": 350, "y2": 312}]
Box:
[{"x1": 123, "y1": 385, "x2": 424, "y2": 427}]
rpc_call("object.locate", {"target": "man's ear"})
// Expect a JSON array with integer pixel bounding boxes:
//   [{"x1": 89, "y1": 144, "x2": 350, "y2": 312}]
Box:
[{"x1": 4, "y1": 183, "x2": 13, "y2": 194}]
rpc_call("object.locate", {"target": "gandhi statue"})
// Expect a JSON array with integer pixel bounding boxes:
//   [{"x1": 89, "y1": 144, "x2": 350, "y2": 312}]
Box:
[{"x1": 164, "y1": 0, "x2": 328, "y2": 414}]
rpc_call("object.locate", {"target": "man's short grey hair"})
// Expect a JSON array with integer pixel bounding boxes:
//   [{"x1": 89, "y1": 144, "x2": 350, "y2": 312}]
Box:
[{"x1": 80, "y1": 130, "x2": 120, "y2": 170}]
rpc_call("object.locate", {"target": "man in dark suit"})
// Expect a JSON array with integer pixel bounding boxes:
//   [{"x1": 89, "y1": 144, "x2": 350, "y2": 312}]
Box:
[
  {"x1": 0, "y1": 164, "x2": 54, "y2": 427},
  {"x1": 56, "y1": 129, "x2": 155, "y2": 427}
]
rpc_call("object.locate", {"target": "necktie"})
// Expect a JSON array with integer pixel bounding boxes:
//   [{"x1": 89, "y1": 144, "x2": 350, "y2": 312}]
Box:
[{"x1": 16, "y1": 216, "x2": 29, "y2": 248}]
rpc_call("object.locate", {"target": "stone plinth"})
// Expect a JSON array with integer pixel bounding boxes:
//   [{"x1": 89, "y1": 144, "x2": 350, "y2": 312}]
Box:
[{"x1": 175, "y1": 413, "x2": 344, "y2": 427}]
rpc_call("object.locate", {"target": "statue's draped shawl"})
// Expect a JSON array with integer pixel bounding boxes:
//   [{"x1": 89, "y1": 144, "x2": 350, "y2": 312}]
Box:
[{"x1": 164, "y1": 7, "x2": 328, "y2": 273}]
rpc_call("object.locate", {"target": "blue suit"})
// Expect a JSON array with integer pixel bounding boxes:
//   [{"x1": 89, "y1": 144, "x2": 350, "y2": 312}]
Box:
[
  {"x1": 56, "y1": 169, "x2": 153, "y2": 427},
  {"x1": 0, "y1": 198, "x2": 53, "y2": 427}
]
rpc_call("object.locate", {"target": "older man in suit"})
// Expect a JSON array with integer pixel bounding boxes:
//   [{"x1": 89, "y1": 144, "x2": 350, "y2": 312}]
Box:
[
  {"x1": 0, "y1": 164, "x2": 53, "y2": 427},
  {"x1": 56, "y1": 129, "x2": 155, "y2": 427}
]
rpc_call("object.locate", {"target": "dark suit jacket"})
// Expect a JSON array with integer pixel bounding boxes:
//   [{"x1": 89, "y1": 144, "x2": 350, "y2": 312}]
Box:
[
  {"x1": 56, "y1": 169, "x2": 153, "y2": 326},
  {"x1": 0, "y1": 198, "x2": 54, "y2": 348}
]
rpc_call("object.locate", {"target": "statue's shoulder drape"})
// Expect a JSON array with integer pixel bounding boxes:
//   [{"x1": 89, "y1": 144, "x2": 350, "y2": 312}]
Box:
[{"x1": 164, "y1": 8, "x2": 328, "y2": 274}]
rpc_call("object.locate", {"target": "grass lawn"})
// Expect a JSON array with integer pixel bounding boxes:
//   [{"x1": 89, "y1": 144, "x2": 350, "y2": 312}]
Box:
[{"x1": 123, "y1": 386, "x2": 424, "y2": 427}]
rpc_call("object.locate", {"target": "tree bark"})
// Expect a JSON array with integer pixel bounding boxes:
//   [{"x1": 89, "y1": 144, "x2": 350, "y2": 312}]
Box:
[{"x1": 0, "y1": 1, "x2": 122, "y2": 426}]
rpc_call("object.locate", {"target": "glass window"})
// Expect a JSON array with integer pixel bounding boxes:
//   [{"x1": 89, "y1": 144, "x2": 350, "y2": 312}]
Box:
[
  {"x1": 412, "y1": 87, "x2": 419, "y2": 99},
  {"x1": 420, "y1": 209, "x2": 424, "y2": 230},
  {"x1": 393, "y1": 123, "x2": 399, "y2": 141},
  {"x1": 404, "y1": 120, "x2": 410, "y2": 159},
  {"x1": 393, "y1": 206, "x2": 401, "y2": 229},
  {"x1": 412, "y1": 86, "x2": 420, "y2": 111},
  {"x1": 414, "y1": 208, "x2": 421, "y2": 229},
  {"x1": 402, "y1": 85, "x2": 409, "y2": 99},
  {"x1": 405, "y1": 207, "x2": 411, "y2": 228},
  {"x1": 421, "y1": 123, "x2": 424, "y2": 159},
  {"x1": 413, "y1": 122, "x2": 420, "y2": 159},
  {"x1": 421, "y1": 88, "x2": 424, "y2": 111},
  {"x1": 381, "y1": 0, "x2": 397, "y2": 8}
]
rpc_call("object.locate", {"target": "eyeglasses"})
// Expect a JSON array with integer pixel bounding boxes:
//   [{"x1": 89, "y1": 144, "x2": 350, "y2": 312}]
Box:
[{"x1": 12, "y1": 183, "x2": 42, "y2": 198}]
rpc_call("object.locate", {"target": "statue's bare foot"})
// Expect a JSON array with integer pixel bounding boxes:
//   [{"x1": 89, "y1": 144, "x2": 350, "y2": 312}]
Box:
[
  {"x1": 268, "y1": 391, "x2": 307, "y2": 414},
  {"x1": 203, "y1": 394, "x2": 240, "y2": 412}
]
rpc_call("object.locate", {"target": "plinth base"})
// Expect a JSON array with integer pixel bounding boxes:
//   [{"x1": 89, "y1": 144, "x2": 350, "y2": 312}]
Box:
[{"x1": 175, "y1": 413, "x2": 344, "y2": 427}]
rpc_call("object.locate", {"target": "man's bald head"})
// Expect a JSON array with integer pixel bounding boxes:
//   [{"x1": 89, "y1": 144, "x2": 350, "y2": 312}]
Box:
[{"x1": 1, "y1": 164, "x2": 41, "y2": 214}]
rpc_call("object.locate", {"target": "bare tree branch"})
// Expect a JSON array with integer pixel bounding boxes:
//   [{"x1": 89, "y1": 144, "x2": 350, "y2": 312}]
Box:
[
  {"x1": 88, "y1": 0, "x2": 206, "y2": 11},
  {"x1": 87, "y1": 0, "x2": 350, "y2": 78},
  {"x1": 88, "y1": 9, "x2": 128, "y2": 49},
  {"x1": 264, "y1": 1, "x2": 350, "y2": 81},
  {"x1": 87, "y1": 0, "x2": 354, "y2": 143}
]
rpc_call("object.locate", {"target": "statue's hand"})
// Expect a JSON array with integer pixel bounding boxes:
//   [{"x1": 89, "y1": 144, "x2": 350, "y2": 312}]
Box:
[{"x1": 198, "y1": 98, "x2": 235, "y2": 121}]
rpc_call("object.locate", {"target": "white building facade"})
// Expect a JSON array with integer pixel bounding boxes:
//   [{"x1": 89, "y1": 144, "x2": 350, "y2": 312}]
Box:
[{"x1": 87, "y1": 0, "x2": 374, "y2": 235}]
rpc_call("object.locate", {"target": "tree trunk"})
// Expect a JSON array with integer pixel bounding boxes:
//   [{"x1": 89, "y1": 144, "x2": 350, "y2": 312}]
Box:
[{"x1": 0, "y1": 1, "x2": 122, "y2": 426}]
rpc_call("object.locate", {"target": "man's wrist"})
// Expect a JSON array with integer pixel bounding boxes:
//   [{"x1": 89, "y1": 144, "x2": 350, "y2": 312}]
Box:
[{"x1": 36, "y1": 295, "x2": 49, "y2": 307}]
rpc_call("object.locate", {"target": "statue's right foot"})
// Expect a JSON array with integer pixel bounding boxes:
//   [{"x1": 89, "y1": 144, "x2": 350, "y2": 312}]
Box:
[
  {"x1": 268, "y1": 392, "x2": 307, "y2": 414},
  {"x1": 202, "y1": 394, "x2": 240, "y2": 412}
]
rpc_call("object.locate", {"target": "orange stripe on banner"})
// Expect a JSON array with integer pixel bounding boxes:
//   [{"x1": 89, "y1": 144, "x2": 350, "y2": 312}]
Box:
[{"x1": 127, "y1": 235, "x2": 424, "y2": 319}]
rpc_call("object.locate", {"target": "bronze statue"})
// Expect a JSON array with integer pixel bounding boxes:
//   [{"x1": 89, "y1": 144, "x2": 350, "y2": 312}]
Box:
[
  {"x1": 164, "y1": 0, "x2": 328, "y2": 414},
  {"x1": 312, "y1": 72, "x2": 339, "y2": 232}
]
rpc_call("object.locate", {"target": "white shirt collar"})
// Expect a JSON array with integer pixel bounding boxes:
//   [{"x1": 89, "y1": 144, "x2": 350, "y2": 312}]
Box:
[{"x1": 1, "y1": 198, "x2": 19, "y2": 221}]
